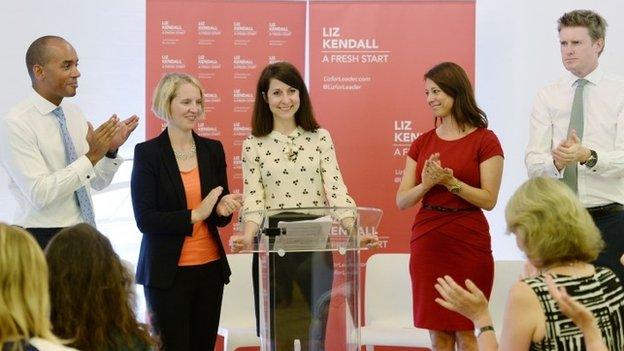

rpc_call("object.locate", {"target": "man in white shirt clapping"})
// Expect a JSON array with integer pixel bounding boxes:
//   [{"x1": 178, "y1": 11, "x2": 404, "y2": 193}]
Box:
[
  {"x1": 525, "y1": 10, "x2": 624, "y2": 285},
  {"x1": 0, "y1": 35, "x2": 138, "y2": 248}
]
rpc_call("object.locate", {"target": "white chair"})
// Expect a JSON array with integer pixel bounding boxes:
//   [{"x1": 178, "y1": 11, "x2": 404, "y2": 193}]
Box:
[
  {"x1": 218, "y1": 253, "x2": 260, "y2": 351},
  {"x1": 489, "y1": 260, "x2": 525, "y2": 339},
  {"x1": 360, "y1": 253, "x2": 432, "y2": 350}
]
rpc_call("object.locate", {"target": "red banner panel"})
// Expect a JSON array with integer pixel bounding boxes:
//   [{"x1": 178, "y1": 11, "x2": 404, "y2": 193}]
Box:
[
  {"x1": 146, "y1": 0, "x2": 306, "y2": 203},
  {"x1": 147, "y1": 1, "x2": 474, "y2": 348},
  {"x1": 309, "y1": 0, "x2": 475, "y2": 254}
]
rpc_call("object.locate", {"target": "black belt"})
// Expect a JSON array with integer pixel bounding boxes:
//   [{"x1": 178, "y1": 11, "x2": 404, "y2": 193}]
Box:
[
  {"x1": 422, "y1": 204, "x2": 477, "y2": 213},
  {"x1": 586, "y1": 203, "x2": 623, "y2": 218}
]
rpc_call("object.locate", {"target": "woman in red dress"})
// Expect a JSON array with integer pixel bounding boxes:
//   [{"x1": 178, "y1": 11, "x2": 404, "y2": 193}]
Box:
[{"x1": 396, "y1": 62, "x2": 504, "y2": 351}]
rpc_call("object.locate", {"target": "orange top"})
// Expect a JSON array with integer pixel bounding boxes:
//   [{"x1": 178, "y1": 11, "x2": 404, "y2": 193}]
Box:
[{"x1": 178, "y1": 167, "x2": 221, "y2": 266}]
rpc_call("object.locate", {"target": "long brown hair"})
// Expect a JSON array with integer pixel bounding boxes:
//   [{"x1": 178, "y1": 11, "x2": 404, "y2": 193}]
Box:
[
  {"x1": 251, "y1": 61, "x2": 319, "y2": 136},
  {"x1": 424, "y1": 62, "x2": 488, "y2": 131},
  {"x1": 46, "y1": 224, "x2": 154, "y2": 351}
]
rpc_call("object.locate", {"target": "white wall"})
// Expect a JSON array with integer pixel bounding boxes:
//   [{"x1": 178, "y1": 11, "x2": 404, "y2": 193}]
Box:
[
  {"x1": 0, "y1": 0, "x2": 146, "y2": 242},
  {"x1": 1, "y1": 0, "x2": 623, "y2": 262},
  {"x1": 476, "y1": 0, "x2": 624, "y2": 259}
]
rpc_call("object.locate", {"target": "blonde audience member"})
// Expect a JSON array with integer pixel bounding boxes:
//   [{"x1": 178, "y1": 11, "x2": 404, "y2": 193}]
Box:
[
  {"x1": 0, "y1": 223, "x2": 77, "y2": 351},
  {"x1": 435, "y1": 177, "x2": 624, "y2": 351}
]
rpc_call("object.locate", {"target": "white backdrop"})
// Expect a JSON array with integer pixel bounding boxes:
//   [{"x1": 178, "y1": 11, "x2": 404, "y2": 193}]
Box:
[{"x1": 1, "y1": 0, "x2": 623, "y2": 263}]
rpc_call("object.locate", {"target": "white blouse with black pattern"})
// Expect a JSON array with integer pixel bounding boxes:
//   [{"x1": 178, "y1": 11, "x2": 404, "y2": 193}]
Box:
[{"x1": 241, "y1": 127, "x2": 355, "y2": 225}]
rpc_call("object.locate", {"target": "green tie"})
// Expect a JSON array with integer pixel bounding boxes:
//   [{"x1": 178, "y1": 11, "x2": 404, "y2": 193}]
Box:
[{"x1": 562, "y1": 78, "x2": 588, "y2": 193}]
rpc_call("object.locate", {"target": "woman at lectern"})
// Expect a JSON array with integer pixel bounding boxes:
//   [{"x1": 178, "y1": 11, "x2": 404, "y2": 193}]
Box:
[
  {"x1": 395, "y1": 62, "x2": 504, "y2": 351},
  {"x1": 130, "y1": 73, "x2": 242, "y2": 351},
  {"x1": 229, "y1": 61, "x2": 365, "y2": 351}
]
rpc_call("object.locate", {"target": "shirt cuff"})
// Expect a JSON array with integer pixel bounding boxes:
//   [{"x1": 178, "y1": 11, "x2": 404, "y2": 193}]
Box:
[
  {"x1": 69, "y1": 155, "x2": 96, "y2": 183},
  {"x1": 548, "y1": 160, "x2": 563, "y2": 178},
  {"x1": 589, "y1": 152, "x2": 605, "y2": 174},
  {"x1": 243, "y1": 211, "x2": 263, "y2": 228},
  {"x1": 99, "y1": 153, "x2": 124, "y2": 170},
  {"x1": 333, "y1": 207, "x2": 357, "y2": 220}
]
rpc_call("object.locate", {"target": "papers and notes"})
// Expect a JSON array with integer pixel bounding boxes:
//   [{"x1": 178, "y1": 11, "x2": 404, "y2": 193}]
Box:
[{"x1": 272, "y1": 215, "x2": 333, "y2": 252}]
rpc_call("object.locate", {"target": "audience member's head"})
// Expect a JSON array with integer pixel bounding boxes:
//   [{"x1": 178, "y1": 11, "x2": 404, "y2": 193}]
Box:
[
  {"x1": 505, "y1": 177, "x2": 604, "y2": 268},
  {"x1": 0, "y1": 223, "x2": 59, "y2": 349},
  {"x1": 251, "y1": 61, "x2": 318, "y2": 136},
  {"x1": 46, "y1": 223, "x2": 153, "y2": 351}
]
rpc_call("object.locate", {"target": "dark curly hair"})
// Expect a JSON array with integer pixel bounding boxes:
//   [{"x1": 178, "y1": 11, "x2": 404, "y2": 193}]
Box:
[{"x1": 45, "y1": 224, "x2": 155, "y2": 350}]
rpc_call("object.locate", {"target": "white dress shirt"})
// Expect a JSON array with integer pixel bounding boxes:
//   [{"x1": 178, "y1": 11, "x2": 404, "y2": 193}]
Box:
[
  {"x1": 525, "y1": 66, "x2": 624, "y2": 207},
  {"x1": 242, "y1": 127, "x2": 355, "y2": 225},
  {"x1": 0, "y1": 90, "x2": 122, "y2": 227}
]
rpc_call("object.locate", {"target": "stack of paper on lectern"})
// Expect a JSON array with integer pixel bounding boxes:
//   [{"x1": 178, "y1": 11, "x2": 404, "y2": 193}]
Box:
[{"x1": 273, "y1": 215, "x2": 333, "y2": 251}]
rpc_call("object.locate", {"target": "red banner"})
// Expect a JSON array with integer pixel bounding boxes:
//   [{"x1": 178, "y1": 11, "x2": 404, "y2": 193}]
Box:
[
  {"x1": 147, "y1": 1, "x2": 474, "y2": 349},
  {"x1": 309, "y1": 0, "x2": 475, "y2": 256},
  {"x1": 146, "y1": 0, "x2": 306, "y2": 200}
]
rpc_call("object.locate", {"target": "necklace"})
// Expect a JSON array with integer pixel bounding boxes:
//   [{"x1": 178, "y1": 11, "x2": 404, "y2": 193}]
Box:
[
  {"x1": 540, "y1": 261, "x2": 584, "y2": 276},
  {"x1": 284, "y1": 145, "x2": 299, "y2": 162},
  {"x1": 173, "y1": 143, "x2": 196, "y2": 160},
  {"x1": 283, "y1": 139, "x2": 300, "y2": 162}
]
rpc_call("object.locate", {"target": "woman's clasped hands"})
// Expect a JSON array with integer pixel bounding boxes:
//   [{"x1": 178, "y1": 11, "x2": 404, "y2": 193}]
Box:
[{"x1": 422, "y1": 153, "x2": 454, "y2": 189}]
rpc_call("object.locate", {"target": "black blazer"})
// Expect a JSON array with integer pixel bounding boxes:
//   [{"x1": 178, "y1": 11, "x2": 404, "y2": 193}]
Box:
[{"x1": 130, "y1": 129, "x2": 232, "y2": 289}]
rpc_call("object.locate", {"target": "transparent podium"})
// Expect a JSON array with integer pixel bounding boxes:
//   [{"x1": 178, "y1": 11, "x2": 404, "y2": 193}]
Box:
[{"x1": 240, "y1": 207, "x2": 382, "y2": 351}]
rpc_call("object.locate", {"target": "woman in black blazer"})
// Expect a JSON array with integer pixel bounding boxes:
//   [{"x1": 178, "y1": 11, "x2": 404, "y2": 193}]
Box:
[{"x1": 131, "y1": 72, "x2": 242, "y2": 351}]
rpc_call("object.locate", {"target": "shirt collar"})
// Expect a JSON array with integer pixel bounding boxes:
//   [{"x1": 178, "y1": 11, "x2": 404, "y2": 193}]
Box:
[
  {"x1": 29, "y1": 88, "x2": 61, "y2": 116},
  {"x1": 566, "y1": 65, "x2": 604, "y2": 87},
  {"x1": 269, "y1": 126, "x2": 304, "y2": 143}
]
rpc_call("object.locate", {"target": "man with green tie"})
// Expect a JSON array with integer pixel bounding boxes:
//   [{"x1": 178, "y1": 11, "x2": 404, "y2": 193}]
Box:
[{"x1": 525, "y1": 10, "x2": 624, "y2": 284}]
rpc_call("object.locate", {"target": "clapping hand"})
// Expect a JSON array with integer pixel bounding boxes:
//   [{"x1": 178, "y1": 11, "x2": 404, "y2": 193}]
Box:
[
  {"x1": 191, "y1": 186, "x2": 224, "y2": 223},
  {"x1": 545, "y1": 275, "x2": 595, "y2": 329},
  {"x1": 216, "y1": 193, "x2": 243, "y2": 217},
  {"x1": 434, "y1": 275, "x2": 490, "y2": 324},
  {"x1": 552, "y1": 130, "x2": 589, "y2": 170},
  {"x1": 86, "y1": 116, "x2": 119, "y2": 165},
  {"x1": 422, "y1": 153, "x2": 454, "y2": 188},
  {"x1": 109, "y1": 115, "x2": 140, "y2": 152}
]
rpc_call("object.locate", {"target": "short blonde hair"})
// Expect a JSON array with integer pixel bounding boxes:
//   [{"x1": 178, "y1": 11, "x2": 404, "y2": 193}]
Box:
[
  {"x1": 0, "y1": 224, "x2": 59, "y2": 349},
  {"x1": 152, "y1": 72, "x2": 204, "y2": 121},
  {"x1": 505, "y1": 178, "x2": 604, "y2": 268}
]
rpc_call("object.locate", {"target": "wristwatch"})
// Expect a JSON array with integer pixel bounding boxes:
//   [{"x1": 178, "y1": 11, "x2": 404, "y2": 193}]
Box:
[
  {"x1": 448, "y1": 181, "x2": 462, "y2": 194},
  {"x1": 584, "y1": 149, "x2": 597, "y2": 168},
  {"x1": 476, "y1": 325, "x2": 495, "y2": 337},
  {"x1": 105, "y1": 149, "x2": 119, "y2": 159}
]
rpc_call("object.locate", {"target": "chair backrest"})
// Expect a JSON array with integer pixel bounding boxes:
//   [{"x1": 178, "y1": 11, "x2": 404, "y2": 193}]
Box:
[
  {"x1": 364, "y1": 253, "x2": 413, "y2": 326},
  {"x1": 489, "y1": 260, "x2": 525, "y2": 332},
  {"x1": 364, "y1": 255, "x2": 525, "y2": 331},
  {"x1": 220, "y1": 253, "x2": 256, "y2": 327}
]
